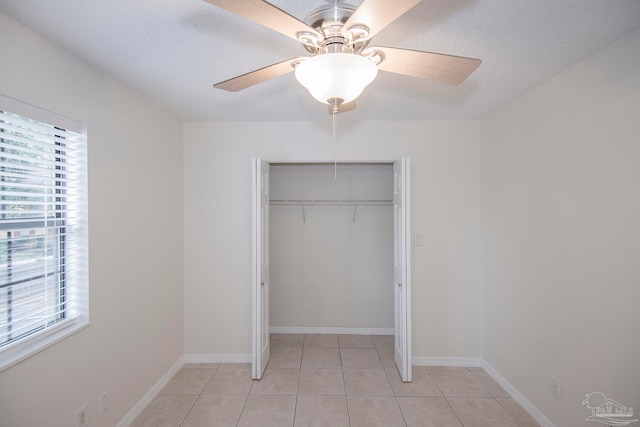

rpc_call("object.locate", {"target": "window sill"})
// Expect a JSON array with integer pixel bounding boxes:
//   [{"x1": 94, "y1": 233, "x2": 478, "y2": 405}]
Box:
[{"x1": 0, "y1": 317, "x2": 89, "y2": 372}]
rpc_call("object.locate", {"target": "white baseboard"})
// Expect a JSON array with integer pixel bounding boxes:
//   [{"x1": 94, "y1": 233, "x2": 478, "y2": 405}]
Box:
[
  {"x1": 116, "y1": 355, "x2": 184, "y2": 427},
  {"x1": 412, "y1": 356, "x2": 483, "y2": 367},
  {"x1": 482, "y1": 361, "x2": 556, "y2": 427},
  {"x1": 184, "y1": 353, "x2": 251, "y2": 363},
  {"x1": 270, "y1": 326, "x2": 394, "y2": 335}
]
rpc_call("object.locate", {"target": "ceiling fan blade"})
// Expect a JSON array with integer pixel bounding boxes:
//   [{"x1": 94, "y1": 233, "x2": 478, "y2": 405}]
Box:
[
  {"x1": 203, "y1": 0, "x2": 322, "y2": 43},
  {"x1": 327, "y1": 100, "x2": 356, "y2": 115},
  {"x1": 214, "y1": 57, "x2": 306, "y2": 92},
  {"x1": 365, "y1": 46, "x2": 481, "y2": 85},
  {"x1": 343, "y1": 0, "x2": 422, "y2": 40}
]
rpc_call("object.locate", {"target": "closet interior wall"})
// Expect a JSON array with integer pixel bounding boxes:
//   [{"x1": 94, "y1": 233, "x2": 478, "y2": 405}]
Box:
[{"x1": 269, "y1": 163, "x2": 394, "y2": 330}]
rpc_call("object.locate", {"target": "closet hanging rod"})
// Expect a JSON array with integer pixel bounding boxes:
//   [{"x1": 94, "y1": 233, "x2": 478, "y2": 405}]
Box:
[{"x1": 270, "y1": 199, "x2": 392, "y2": 207}]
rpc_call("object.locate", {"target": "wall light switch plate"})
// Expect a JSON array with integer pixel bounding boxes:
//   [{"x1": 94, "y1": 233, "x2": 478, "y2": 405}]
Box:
[{"x1": 414, "y1": 233, "x2": 423, "y2": 246}]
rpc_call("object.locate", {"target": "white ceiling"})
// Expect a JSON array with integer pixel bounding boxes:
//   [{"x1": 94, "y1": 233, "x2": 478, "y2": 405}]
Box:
[{"x1": 2, "y1": 0, "x2": 640, "y2": 121}]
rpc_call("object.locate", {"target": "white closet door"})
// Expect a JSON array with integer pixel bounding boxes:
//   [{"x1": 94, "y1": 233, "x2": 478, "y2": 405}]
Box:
[
  {"x1": 252, "y1": 159, "x2": 270, "y2": 379},
  {"x1": 393, "y1": 157, "x2": 412, "y2": 382}
]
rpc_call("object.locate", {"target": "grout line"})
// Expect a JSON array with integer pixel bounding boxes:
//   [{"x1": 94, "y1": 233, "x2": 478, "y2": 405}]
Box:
[
  {"x1": 291, "y1": 354, "x2": 302, "y2": 426},
  {"x1": 234, "y1": 369, "x2": 258, "y2": 426},
  {"x1": 339, "y1": 345, "x2": 353, "y2": 427},
  {"x1": 496, "y1": 397, "x2": 528, "y2": 427},
  {"x1": 387, "y1": 366, "x2": 409, "y2": 426},
  {"x1": 176, "y1": 391, "x2": 200, "y2": 427},
  {"x1": 468, "y1": 370, "x2": 502, "y2": 404},
  {"x1": 234, "y1": 393, "x2": 250, "y2": 427},
  {"x1": 443, "y1": 396, "x2": 467, "y2": 427},
  {"x1": 426, "y1": 368, "x2": 468, "y2": 426}
]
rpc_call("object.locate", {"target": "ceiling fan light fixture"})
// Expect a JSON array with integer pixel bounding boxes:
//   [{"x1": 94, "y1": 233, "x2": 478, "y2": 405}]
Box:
[{"x1": 295, "y1": 53, "x2": 378, "y2": 105}]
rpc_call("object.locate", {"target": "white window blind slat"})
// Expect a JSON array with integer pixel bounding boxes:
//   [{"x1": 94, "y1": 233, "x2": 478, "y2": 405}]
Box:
[
  {"x1": 0, "y1": 150, "x2": 72, "y2": 170},
  {"x1": 0, "y1": 171, "x2": 73, "y2": 186},
  {"x1": 0, "y1": 297, "x2": 70, "y2": 327},
  {"x1": 0, "y1": 125, "x2": 78, "y2": 149},
  {"x1": 0, "y1": 134, "x2": 75, "y2": 154},
  {"x1": 0, "y1": 163, "x2": 71, "y2": 182},
  {"x1": 0, "y1": 134, "x2": 74, "y2": 154}
]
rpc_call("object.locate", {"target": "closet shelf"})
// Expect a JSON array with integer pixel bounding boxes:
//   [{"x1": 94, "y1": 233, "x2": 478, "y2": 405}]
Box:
[{"x1": 270, "y1": 199, "x2": 392, "y2": 207}]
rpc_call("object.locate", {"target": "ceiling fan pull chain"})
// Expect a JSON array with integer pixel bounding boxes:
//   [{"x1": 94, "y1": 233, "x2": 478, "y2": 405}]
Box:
[{"x1": 333, "y1": 105, "x2": 338, "y2": 180}]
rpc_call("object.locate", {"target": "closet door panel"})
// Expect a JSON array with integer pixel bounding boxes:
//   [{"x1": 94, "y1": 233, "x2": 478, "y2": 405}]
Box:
[
  {"x1": 393, "y1": 158, "x2": 412, "y2": 382},
  {"x1": 252, "y1": 159, "x2": 270, "y2": 379}
]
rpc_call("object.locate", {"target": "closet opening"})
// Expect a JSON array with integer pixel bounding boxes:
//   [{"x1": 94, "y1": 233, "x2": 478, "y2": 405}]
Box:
[{"x1": 252, "y1": 159, "x2": 412, "y2": 382}]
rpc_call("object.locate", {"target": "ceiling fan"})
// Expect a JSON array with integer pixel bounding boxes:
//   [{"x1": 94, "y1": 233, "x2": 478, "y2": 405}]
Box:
[{"x1": 206, "y1": 0, "x2": 481, "y2": 114}]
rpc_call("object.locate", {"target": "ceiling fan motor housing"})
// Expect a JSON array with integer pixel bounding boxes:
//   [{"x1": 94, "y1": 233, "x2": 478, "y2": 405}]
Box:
[{"x1": 301, "y1": 2, "x2": 371, "y2": 55}]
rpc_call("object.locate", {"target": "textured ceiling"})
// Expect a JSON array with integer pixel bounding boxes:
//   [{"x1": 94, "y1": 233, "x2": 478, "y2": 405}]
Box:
[{"x1": 1, "y1": 0, "x2": 640, "y2": 121}]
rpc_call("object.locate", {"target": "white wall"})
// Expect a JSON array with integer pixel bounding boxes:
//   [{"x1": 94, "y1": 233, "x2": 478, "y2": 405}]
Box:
[
  {"x1": 183, "y1": 119, "x2": 483, "y2": 359},
  {"x1": 270, "y1": 164, "x2": 393, "y2": 329},
  {"x1": 0, "y1": 13, "x2": 184, "y2": 427},
  {"x1": 482, "y1": 29, "x2": 640, "y2": 426}
]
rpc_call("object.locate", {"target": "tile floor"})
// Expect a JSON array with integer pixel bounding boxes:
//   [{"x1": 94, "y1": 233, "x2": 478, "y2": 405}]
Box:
[{"x1": 131, "y1": 334, "x2": 540, "y2": 427}]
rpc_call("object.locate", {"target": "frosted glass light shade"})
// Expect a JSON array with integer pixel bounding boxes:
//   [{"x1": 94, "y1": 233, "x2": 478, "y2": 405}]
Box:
[{"x1": 295, "y1": 53, "x2": 378, "y2": 104}]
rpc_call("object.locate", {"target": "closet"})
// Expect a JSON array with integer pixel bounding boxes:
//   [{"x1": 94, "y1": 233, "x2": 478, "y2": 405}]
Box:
[
  {"x1": 252, "y1": 159, "x2": 412, "y2": 382},
  {"x1": 270, "y1": 163, "x2": 393, "y2": 331}
]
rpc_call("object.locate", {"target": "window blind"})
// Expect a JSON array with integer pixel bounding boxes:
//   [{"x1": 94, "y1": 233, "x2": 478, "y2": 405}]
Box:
[{"x1": 0, "y1": 97, "x2": 88, "y2": 359}]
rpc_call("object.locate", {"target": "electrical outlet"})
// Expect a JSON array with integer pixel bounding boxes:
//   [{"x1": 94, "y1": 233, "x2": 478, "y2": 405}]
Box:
[
  {"x1": 549, "y1": 375, "x2": 561, "y2": 399},
  {"x1": 99, "y1": 391, "x2": 110, "y2": 415},
  {"x1": 75, "y1": 404, "x2": 88, "y2": 427}
]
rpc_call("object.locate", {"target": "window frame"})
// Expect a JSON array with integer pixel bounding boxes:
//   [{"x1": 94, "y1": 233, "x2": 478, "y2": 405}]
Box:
[{"x1": 0, "y1": 94, "x2": 88, "y2": 372}]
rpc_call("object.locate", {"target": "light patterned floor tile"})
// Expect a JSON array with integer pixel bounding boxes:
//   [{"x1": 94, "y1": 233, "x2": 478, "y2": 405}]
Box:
[
  {"x1": 387, "y1": 367, "x2": 442, "y2": 397},
  {"x1": 448, "y1": 397, "x2": 519, "y2": 427},
  {"x1": 183, "y1": 363, "x2": 220, "y2": 369},
  {"x1": 497, "y1": 398, "x2": 541, "y2": 427},
  {"x1": 430, "y1": 370, "x2": 492, "y2": 397},
  {"x1": 372, "y1": 335, "x2": 394, "y2": 350},
  {"x1": 218, "y1": 363, "x2": 251, "y2": 369},
  {"x1": 343, "y1": 369, "x2": 393, "y2": 396},
  {"x1": 202, "y1": 369, "x2": 253, "y2": 394},
  {"x1": 294, "y1": 395, "x2": 349, "y2": 427},
  {"x1": 471, "y1": 371, "x2": 509, "y2": 397},
  {"x1": 271, "y1": 334, "x2": 304, "y2": 348},
  {"x1": 238, "y1": 395, "x2": 296, "y2": 427},
  {"x1": 397, "y1": 397, "x2": 463, "y2": 427},
  {"x1": 303, "y1": 334, "x2": 338, "y2": 348},
  {"x1": 338, "y1": 334, "x2": 375, "y2": 348},
  {"x1": 301, "y1": 347, "x2": 342, "y2": 368},
  {"x1": 347, "y1": 396, "x2": 406, "y2": 427},
  {"x1": 378, "y1": 347, "x2": 397, "y2": 370},
  {"x1": 425, "y1": 366, "x2": 469, "y2": 371},
  {"x1": 136, "y1": 341, "x2": 535, "y2": 427},
  {"x1": 130, "y1": 394, "x2": 197, "y2": 427},
  {"x1": 298, "y1": 368, "x2": 345, "y2": 395},
  {"x1": 181, "y1": 394, "x2": 246, "y2": 427},
  {"x1": 340, "y1": 348, "x2": 383, "y2": 369},
  {"x1": 160, "y1": 367, "x2": 215, "y2": 395},
  {"x1": 251, "y1": 368, "x2": 300, "y2": 395},
  {"x1": 268, "y1": 347, "x2": 303, "y2": 369}
]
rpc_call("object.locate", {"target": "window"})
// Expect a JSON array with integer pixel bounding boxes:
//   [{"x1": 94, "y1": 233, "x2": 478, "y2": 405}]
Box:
[{"x1": 0, "y1": 94, "x2": 88, "y2": 371}]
